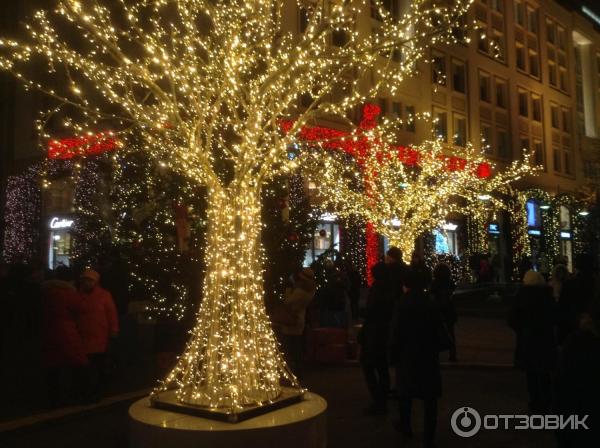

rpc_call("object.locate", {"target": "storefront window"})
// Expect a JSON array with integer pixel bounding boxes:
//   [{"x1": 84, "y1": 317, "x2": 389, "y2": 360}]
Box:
[
  {"x1": 48, "y1": 216, "x2": 74, "y2": 269},
  {"x1": 433, "y1": 222, "x2": 459, "y2": 257},
  {"x1": 559, "y1": 205, "x2": 573, "y2": 271},
  {"x1": 304, "y1": 216, "x2": 340, "y2": 267},
  {"x1": 526, "y1": 199, "x2": 541, "y2": 228}
]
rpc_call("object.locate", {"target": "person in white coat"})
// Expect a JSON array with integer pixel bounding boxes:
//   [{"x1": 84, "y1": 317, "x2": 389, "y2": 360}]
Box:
[{"x1": 281, "y1": 268, "x2": 316, "y2": 379}]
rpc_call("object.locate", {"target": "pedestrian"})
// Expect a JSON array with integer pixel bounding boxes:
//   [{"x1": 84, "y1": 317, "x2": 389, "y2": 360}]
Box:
[
  {"x1": 550, "y1": 263, "x2": 569, "y2": 302},
  {"x1": 359, "y1": 262, "x2": 394, "y2": 415},
  {"x1": 41, "y1": 266, "x2": 87, "y2": 406},
  {"x1": 509, "y1": 270, "x2": 557, "y2": 413},
  {"x1": 391, "y1": 268, "x2": 449, "y2": 448},
  {"x1": 555, "y1": 303, "x2": 600, "y2": 447},
  {"x1": 478, "y1": 253, "x2": 492, "y2": 283},
  {"x1": 411, "y1": 253, "x2": 433, "y2": 290},
  {"x1": 281, "y1": 268, "x2": 316, "y2": 379},
  {"x1": 557, "y1": 254, "x2": 598, "y2": 344},
  {"x1": 384, "y1": 247, "x2": 408, "y2": 299},
  {"x1": 345, "y1": 260, "x2": 362, "y2": 321},
  {"x1": 430, "y1": 263, "x2": 457, "y2": 362},
  {"x1": 316, "y1": 259, "x2": 348, "y2": 328},
  {"x1": 78, "y1": 269, "x2": 119, "y2": 401}
]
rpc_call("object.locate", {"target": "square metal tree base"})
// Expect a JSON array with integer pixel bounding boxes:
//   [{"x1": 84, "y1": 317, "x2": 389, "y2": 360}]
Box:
[{"x1": 150, "y1": 387, "x2": 305, "y2": 423}]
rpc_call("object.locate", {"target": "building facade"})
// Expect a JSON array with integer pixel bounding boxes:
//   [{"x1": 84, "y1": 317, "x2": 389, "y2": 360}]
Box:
[
  {"x1": 297, "y1": 0, "x2": 600, "y2": 279},
  {"x1": 2, "y1": 0, "x2": 600, "y2": 280}
]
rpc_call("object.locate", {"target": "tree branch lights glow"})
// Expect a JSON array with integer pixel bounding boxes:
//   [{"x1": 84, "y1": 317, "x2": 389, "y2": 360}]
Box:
[
  {"x1": 0, "y1": 0, "x2": 475, "y2": 411},
  {"x1": 302, "y1": 139, "x2": 538, "y2": 263}
]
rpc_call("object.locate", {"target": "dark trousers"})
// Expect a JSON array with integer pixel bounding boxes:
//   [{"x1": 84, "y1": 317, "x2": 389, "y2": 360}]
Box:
[
  {"x1": 448, "y1": 324, "x2": 457, "y2": 361},
  {"x1": 46, "y1": 366, "x2": 86, "y2": 406},
  {"x1": 361, "y1": 358, "x2": 390, "y2": 408},
  {"x1": 399, "y1": 397, "x2": 438, "y2": 446},
  {"x1": 86, "y1": 352, "x2": 107, "y2": 400},
  {"x1": 526, "y1": 369, "x2": 553, "y2": 412},
  {"x1": 283, "y1": 335, "x2": 304, "y2": 379}
]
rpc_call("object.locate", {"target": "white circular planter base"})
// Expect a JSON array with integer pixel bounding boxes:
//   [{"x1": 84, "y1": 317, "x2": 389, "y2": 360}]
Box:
[{"x1": 129, "y1": 391, "x2": 327, "y2": 448}]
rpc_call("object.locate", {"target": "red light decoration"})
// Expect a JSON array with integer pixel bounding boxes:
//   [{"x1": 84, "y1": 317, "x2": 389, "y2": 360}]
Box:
[
  {"x1": 365, "y1": 222, "x2": 380, "y2": 286},
  {"x1": 282, "y1": 105, "x2": 494, "y2": 283},
  {"x1": 48, "y1": 132, "x2": 119, "y2": 160}
]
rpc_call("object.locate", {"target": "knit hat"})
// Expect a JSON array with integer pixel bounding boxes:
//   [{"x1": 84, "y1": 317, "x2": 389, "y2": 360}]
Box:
[
  {"x1": 80, "y1": 268, "x2": 100, "y2": 282},
  {"x1": 523, "y1": 270, "x2": 545, "y2": 286}
]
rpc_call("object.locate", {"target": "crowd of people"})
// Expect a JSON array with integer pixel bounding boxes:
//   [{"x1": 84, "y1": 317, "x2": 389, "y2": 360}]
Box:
[
  {"x1": 273, "y1": 248, "x2": 599, "y2": 448},
  {"x1": 2, "y1": 263, "x2": 119, "y2": 408},
  {"x1": 509, "y1": 253, "x2": 600, "y2": 447},
  {"x1": 358, "y1": 247, "x2": 454, "y2": 448},
  {"x1": 3, "y1": 246, "x2": 599, "y2": 446}
]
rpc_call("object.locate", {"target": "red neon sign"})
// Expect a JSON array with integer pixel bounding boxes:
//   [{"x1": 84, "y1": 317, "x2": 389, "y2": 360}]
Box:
[{"x1": 48, "y1": 132, "x2": 119, "y2": 160}]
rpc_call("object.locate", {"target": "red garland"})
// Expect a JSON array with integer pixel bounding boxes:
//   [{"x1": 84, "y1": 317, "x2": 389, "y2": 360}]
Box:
[
  {"x1": 48, "y1": 133, "x2": 119, "y2": 160},
  {"x1": 282, "y1": 105, "x2": 494, "y2": 284}
]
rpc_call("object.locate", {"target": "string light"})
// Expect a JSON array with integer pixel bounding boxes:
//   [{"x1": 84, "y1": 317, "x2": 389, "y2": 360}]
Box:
[
  {"x1": 301, "y1": 139, "x2": 538, "y2": 264},
  {"x1": 0, "y1": 0, "x2": 476, "y2": 412}
]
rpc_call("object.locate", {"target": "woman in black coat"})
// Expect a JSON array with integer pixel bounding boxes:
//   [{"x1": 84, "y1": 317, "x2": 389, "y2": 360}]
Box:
[
  {"x1": 391, "y1": 268, "x2": 447, "y2": 448},
  {"x1": 359, "y1": 262, "x2": 394, "y2": 414},
  {"x1": 430, "y1": 263, "x2": 457, "y2": 361},
  {"x1": 509, "y1": 270, "x2": 557, "y2": 413}
]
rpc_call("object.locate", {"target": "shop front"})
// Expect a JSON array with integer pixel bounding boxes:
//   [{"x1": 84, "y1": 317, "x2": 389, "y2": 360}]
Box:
[
  {"x1": 303, "y1": 213, "x2": 341, "y2": 267},
  {"x1": 558, "y1": 205, "x2": 574, "y2": 271},
  {"x1": 47, "y1": 216, "x2": 74, "y2": 269}
]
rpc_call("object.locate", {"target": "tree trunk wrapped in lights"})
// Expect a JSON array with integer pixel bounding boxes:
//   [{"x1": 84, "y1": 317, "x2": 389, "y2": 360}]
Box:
[
  {"x1": 301, "y1": 139, "x2": 538, "y2": 264},
  {"x1": 0, "y1": 0, "x2": 475, "y2": 411}
]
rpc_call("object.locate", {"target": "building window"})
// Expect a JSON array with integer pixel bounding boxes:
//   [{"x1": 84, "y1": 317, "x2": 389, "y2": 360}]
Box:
[
  {"x1": 520, "y1": 136, "x2": 530, "y2": 153},
  {"x1": 546, "y1": 18, "x2": 568, "y2": 93},
  {"x1": 481, "y1": 122, "x2": 492, "y2": 153},
  {"x1": 531, "y1": 94, "x2": 542, "y2": 121},
  {"x1": 518, "y1": 89, "x2": 528, "y2": 117},
  {"x1": 299, "y1": 7, "x2": 309, "y2": 33},
  {"x1": 516, "y1": 44, "x2": 526, "y2": 71},
  {"x1": 405, "y1": 105, "x2": 416, "y2": 132},
  {"x1": 527, "y1": 7, "x2": 538, "y2": 34},
  {"x1": 495, "y1": 78, "x2": 508, "y2": 108},
  {"x1": 546, "y1": 19, "x2": 556, "y2": 44},
  {"x1": 551, "y1": 103, "x2": 560, "y2": 128},
  {"x1": 497, "y1": 128, "x2": 510, "y2": 158},
  {"x1": 432, "y1": 52, "x2": 446, "y2": 86},
  {"x1": 533, "y1": 139, "x2": 544, "y2": 166},
  {"x1": 529, "y1": 49, "x2": 540, "y2": 77},
  {"x1": 515, "y1": 0, "x2": 525, "y2": 26},
  {"x1": 549, "y1": 61, "x2": 557, "y2": 86},
  {"x1": 453, "y1": 114, "x2": 467, "y2": 147},
  {"x1": 479, "y1": 71, "x2": 491, "y2": 102},
  {"x1": 559, "y1": 68, "x2": 568, "y2": 91},
  {"x1": 491, "y1": 0, "x2": 504, "y2": 13},
  {"x1": 332, "y1": 29, "x2": 348, "y2": 47},
  {"x1": 452, "y1": 59, "x2": 466, "y2": 93},
  {"x1": 561, "y1": 107, "x2": 570, "y2": 133},
  {"x1": 433, "y1": 108, "x2": 448, "y2": 141},
  {"x1": 476, "y1": 2, "x2": 506, "y2": 60},
  {"x1": 553, "y1": 147, "x2": 561, "y2": 172},
  {"x1": 391, "y1": 101, "x2": 402, "y2": 118},
  {"x1": 304, "y1": 220, "x2": 340, "y2": 266},
  {"x1": 379, "y1": 98, "x2": 388, "y2": 116},
  {"x1": 564, "y1": 151, "x2": 572, "y2": 175}
]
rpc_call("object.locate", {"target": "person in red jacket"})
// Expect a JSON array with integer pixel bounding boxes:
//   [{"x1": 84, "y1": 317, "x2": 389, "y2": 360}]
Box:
[
  {"x1": 78, "y1": 269, "x2": 119, "y2": 401},
  {"x1": 41, "y1": 266, "x2": 87, "y2": 406}
]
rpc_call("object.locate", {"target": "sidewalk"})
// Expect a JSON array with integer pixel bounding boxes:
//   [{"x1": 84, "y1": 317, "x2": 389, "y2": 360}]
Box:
[
  {"x1": 1, "y1": 367, "x2": 554, "y2": 448},
  {"x1": 450, "y1": 316, "x2": 515, "y2": 367}
]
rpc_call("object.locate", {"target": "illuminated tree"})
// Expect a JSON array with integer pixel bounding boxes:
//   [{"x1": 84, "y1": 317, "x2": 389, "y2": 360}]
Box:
[
  {"x1": 0, "y1": 0, "x2": 473, "y2": 411},
  {"x1": 302, "y1": 138, "x2": 537, "y2": 263}
]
